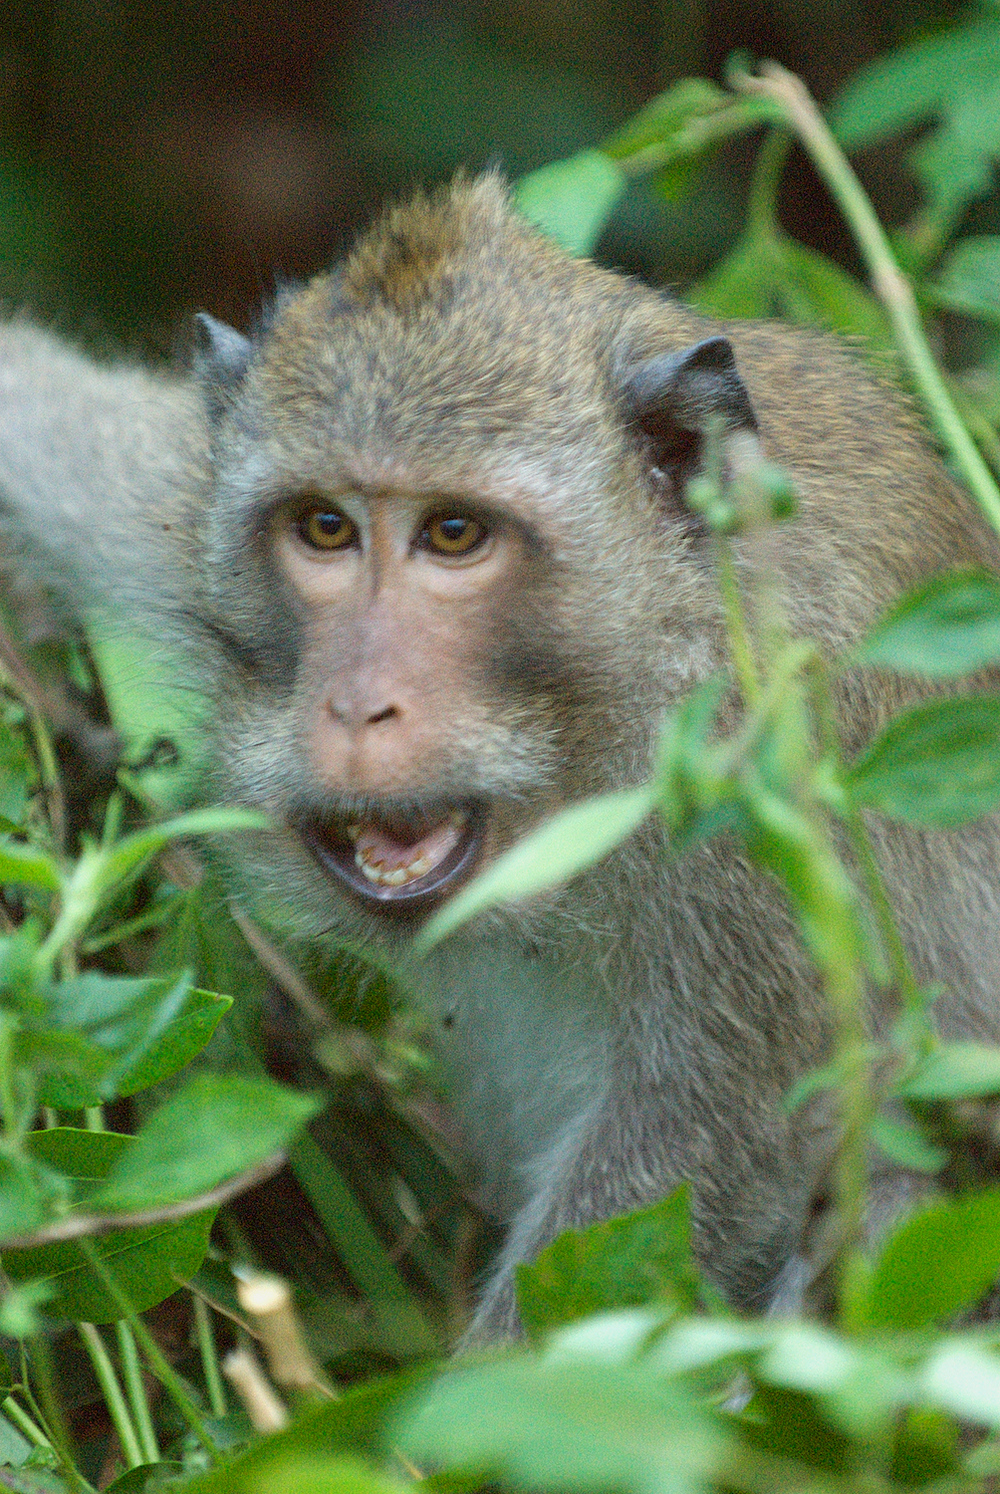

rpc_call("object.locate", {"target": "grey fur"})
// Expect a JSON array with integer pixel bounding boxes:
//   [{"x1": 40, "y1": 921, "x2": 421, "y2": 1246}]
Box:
[{"x1": 2, "y1": 177, "x2": 1000, "y2": 1342}]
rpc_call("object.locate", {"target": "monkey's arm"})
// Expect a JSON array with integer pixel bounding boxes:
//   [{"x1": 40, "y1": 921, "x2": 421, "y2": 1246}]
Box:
[{"x1": 0, "y1": 323, "x2": 207, "y2": 628}]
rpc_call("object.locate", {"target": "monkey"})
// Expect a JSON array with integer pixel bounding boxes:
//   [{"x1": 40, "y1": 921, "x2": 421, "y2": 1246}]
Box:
[{"x1": 2, "y1": 173, "x2": 1000, "y2": 1341}]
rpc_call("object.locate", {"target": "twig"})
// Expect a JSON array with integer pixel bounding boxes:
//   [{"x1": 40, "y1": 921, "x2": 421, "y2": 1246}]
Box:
[{"x1": 0, "y1": 1150, "x2": 286, "y2": 1248}]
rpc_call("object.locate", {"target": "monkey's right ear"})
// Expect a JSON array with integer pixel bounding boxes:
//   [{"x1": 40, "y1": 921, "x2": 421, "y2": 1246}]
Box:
[{"x1": 193, "y1": 312, "x2": 253, "y2": 420}]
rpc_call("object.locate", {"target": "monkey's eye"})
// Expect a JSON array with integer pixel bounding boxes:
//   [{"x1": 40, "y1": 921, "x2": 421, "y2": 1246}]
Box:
[
  {"x1": 420, "y1": 513, "x2": 488, "y2": 556},
  {"x1": 296, "y1": 507, "x2": 358, "y2": 552}
]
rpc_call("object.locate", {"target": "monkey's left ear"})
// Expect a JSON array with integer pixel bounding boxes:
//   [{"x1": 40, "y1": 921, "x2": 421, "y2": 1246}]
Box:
[
  {"x1": 193, "y1": 312, "x2": 254, "y2": 420},
  {"x1": 624, "y1": 335, "x2": 760, "y2": 491}
]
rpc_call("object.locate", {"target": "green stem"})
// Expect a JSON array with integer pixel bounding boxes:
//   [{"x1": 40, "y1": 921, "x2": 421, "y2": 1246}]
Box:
[
  {"x1": 2, "y1": 1394, "x2": 53, "y2": 1449},
  {"x1": 25, "y1": 1334, "x2": 94, "y2": 1494},
  {"x1": 78, "y1": 1323, "x2": 143, "y2": 1470},
  {"x1": 747, "y1": 129, "x2": 791, "y2": 238},
  {"x1": 76, "y1": 1240, "x2": 218, "y2": 1462},
  {"x1": 116, "y1": 1321, "x2": 160, "y2": 1464},
  {"x1": 193, "y1": 1296, "x2": 228, "y2": 1419},
  {"x1": 845, "y1": 810, "x2": 920, "y2": 1007},
  {"x1": 734, "y1": 64, "x2": 1000, "y2": 536},
  {"x1": 0, "y1": 1009, "x2": 20, "y2": 1136},
  {"x1": 714, "y1": 534, "x2": 761, "y2": 707}
]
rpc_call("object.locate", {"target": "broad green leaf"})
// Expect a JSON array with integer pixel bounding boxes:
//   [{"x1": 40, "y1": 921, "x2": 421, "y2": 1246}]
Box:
[
  {"x1": 91, "y1": 1074, "x2": 322, "y2": 1211},
  {"x1": 415, "y1": 786, "x2": 654, "y2": 951},
  {"x1": 832, "y1": 17, "x2": 1000, "y2": 223},
  {"x1": 3, "y1": 1129, "x2": 213, "y2": 1322},
  {"x1": 928, "y1": 237, "x2": 1000, "y2": 325},
  {"x1": 516, "y1": 1190, "x2": 696, "y2": 1341},
  {"x1": 194, "y1": 1455, "x2": 407, "y2": 1494},
  {"x1": 605, "y1": 77, "x2": 730, "y2": 156},
  {"x1": 397, "y1": 1355, "x2": 726, "y2": 1494},
  {"x1": 921, "y1": 1341, "x2": 1000, "y2": 1426},
  {"x1": 869, "y1": 1114, "x2": 946, "y2": 1173},
  {"x1": 0, "y1": 838, "x2": 60, "y2": 892},
  {"x1": 43, "y1": 970, "x2": 231, "y2": 1103},
  {"x1": 690, "y1": 230, "x2": 891, "y2": 349},
  {"x1": 864, "y1": 1188, "x2": 1000, "y2": 1330},
  {"x1": 181, "y1": 1368, "x2": 436, "y2": 1494},
  {"x1": 847, "y1": 694, "x2": 1000, "y2": 826},
  {"x1": 15, "y1": 1029, "x2": 111, "y2": 1110},
  {"x1": 832, "y1": 21, "x2": 1000, "y2": 148},
  {"x1": 0, "y1": 1413, "x2": 31, "y2": 1471},
  {"x1": 0, "y1": 1154, "x2": 46, "y2": 1243},
  {"x1": 854, "y1": 570, "x2": 1000, "y2": 677},
  {"x1": 515, "y1": 150, "x2": 625, "y2": 257},
  {"x1": 899, "y1": 1041, "x2": 1000, "y2": 1101}
]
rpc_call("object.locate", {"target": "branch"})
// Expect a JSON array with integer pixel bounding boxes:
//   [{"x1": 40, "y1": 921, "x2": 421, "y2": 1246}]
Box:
[{"x1": 0, "y1": 1149, "x2": 286, "y2": 1249}]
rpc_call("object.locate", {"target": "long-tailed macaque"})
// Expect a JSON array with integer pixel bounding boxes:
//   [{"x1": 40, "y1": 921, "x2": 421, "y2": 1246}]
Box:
[{"x1": 3, "y1": 175, "x2": 1000, "y2": 1339}]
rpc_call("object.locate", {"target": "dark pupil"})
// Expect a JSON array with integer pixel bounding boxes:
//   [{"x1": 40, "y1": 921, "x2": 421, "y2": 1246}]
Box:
[
  {"x1": 315, "y1": 512, "x2": 344, "y2": 537},
  {"x1": 439, "y1": 518, "x2": 468, "y2": 543}
]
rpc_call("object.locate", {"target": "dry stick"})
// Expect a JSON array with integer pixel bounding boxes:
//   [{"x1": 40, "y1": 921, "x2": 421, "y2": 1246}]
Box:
[
  {"x1": 221, "y1": 1347, "x2": 288, "y2": 1433},
  {"x1": 0, "y1": 1150, "x2": 286, "y2": 1248},
  {"x1": 235, "y1": 1270, "x2": 335, "y2": 1398},
  {"x1": 733, "y1": 62, "x2": 1000, "y2": 537}
]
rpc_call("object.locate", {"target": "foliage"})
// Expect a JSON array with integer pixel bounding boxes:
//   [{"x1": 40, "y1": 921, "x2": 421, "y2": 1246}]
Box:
[{"x1": 8, "y1": 12, "x2": 1000, "y2": 1493}]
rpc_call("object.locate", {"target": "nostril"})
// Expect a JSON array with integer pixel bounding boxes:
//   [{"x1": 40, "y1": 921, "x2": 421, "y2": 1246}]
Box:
[{"x1": 366, "y1": 704, "x2": 398, "y2": 726}]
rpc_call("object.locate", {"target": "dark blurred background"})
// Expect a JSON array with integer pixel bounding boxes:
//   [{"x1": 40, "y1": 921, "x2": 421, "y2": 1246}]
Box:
[{"x1": 0, "y1": 0, "x2": 963, "y2": 349}]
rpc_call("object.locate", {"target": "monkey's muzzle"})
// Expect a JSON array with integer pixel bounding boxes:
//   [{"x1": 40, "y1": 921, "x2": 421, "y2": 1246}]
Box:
[{"x1": 301, "y1": 804, "x2": 484, "y2": 915}]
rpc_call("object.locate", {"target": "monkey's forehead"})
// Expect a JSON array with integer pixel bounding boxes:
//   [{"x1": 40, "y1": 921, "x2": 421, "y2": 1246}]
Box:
[{"x1": 245, "y1": 175, "x2": 706, "y2": 442}]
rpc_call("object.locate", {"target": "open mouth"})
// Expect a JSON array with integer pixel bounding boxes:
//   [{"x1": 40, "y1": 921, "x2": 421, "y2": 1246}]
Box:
[{"x1": 300, "y1": 802, "x2": 484, "y2": 914}]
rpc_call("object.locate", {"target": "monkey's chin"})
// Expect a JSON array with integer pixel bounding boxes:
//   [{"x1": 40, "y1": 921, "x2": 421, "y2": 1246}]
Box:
[{"x1": 299, "y1": 803, "x2": 485, "y2": 918}]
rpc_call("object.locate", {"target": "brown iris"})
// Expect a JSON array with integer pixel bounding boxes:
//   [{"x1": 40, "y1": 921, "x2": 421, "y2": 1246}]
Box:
[
  {"x1": 297, "y1": 507, "x2": 357, "y2": 551},
  {"x1": 421, "y1": 513, "x2": 487, "y2": 556}
]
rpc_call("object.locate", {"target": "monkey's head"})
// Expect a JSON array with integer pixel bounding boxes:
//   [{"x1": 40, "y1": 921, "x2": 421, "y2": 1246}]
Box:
[{"x1": 190, "y1": 175, "x2": 762, "y2": 945}]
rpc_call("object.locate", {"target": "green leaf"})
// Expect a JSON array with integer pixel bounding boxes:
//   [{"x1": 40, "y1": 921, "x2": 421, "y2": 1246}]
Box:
[
  {"x1": 0, "y1": 838, "x2": 60, "y2": 892},
  {"x1": 869, "y1": 1114, "x2": 946, "y2": 1173},
  {"x1": 94, "y1": 806, "x2": 271, "y2": 897},
  {"x1": 192, "y1": 1455, "x2": 407, "y2": 1494},
  {"x1": 104, "y1": 1464, "x2": 186, "y2": 1494},
  {"x1": 605, "y1": 77, "x2": 729, "y2": 156},
  {"x1": 15, "y1": 1029, "x2": 112, "y2": 1110},
  {"x1": 515, "y1": 149, "x2": 625, "y2": 257},
  {"x1": 847, "y1": 694, "x2": 1000, "y2": 827},
  {"x1": 690, "y1": 230, "x2": 891, "y2": 349},
  {"x1": 43, "y1": 970, "x2": 231, "y2": 1103},
  {"x1": 864, "y1": 1187, "x2": 1000, "y2": 1330},
  {"x1": 921, "y1": 1341, "x2": 1000, "y2": 1426},
  {"x1": 3, "y1": 1129, "x2": 213, "y2": 1322},
  {"x1": 928, "y1": 237, "x2": 1000, "y2": 325},
  {"x1": 415, "y1": 786, "x2": 654, "y2": 951},
  {"x1": 516, "y1": 1190, "x2": 696, "y2": 1341},
  {"x1": 0, "y1": 1154, "x2": 47, "y2": 1243},
  {"x1": 91, "y1": 1074, "x2": 322, "y2": 1211},
  {"x1": 854, "y1": 570, "x2": 1000, "y2": 677},
  {"x1": 898, "y1": 1041, "x2": 1000, "y2": 1101},
  {"x1": 397, "y1": 1355, "x2": 726, "y2": 1494},
  {"x1": 832, "y1": 17, "x2": 1000, "y2": 222}
]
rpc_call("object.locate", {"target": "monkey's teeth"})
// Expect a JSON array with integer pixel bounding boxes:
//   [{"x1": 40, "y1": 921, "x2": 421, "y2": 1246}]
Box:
[
  {"x1": 355, "y1": 851, "x2": 435, "y2": 886},
  {"x1": 349, "y1": 815, "x2": 466, "y2": 889}
]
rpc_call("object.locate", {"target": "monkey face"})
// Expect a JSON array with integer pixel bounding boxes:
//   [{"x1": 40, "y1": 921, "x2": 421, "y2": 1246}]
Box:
[{"x1": 192, "y1": 181, "x2": 753, "y2": 938}]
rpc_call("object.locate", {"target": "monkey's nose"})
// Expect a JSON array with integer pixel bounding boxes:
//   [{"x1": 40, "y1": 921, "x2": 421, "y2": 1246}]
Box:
[{"x1": 326, "y1": 696, "x2": 401, "y2": 732}]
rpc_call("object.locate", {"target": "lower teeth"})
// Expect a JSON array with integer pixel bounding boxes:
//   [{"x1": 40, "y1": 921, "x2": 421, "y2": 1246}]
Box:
[{"x1": 357, "y1": 854, "x2": 432, "y2": 886}]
